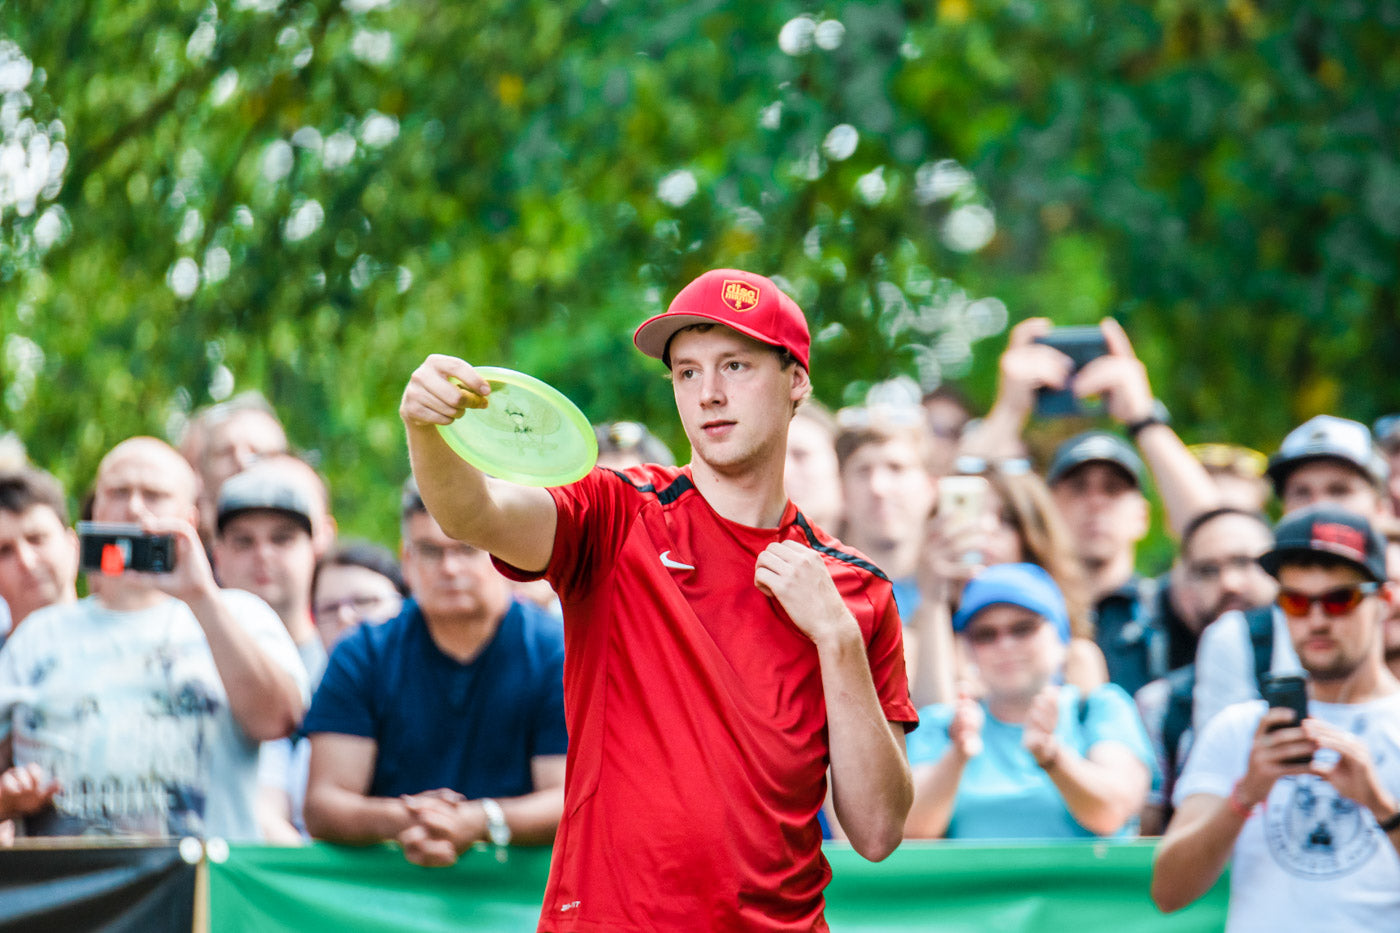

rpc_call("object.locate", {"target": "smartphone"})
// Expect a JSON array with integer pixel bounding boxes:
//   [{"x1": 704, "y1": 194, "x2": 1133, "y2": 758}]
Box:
[
  {"x1": 1032, "y1": 326, "x2": 1109, "y2": 417},
  {"x1": 77, "y1": 521, "x2": 177, "y2": 575},
  {"x1": 1261, "y1": 672, "x2": 1311, "y2": 765},
  {"x1": 938, "y1": 475, "x2": 989, "y2": 564}
]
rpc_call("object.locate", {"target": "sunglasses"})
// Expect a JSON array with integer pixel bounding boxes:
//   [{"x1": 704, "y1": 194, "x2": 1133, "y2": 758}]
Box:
[
  {"x1": 1276, "y1": 582, "x2": 1380, "y2": 618},
  {"x1": 964, "y1": 618, "x2": 1045, "y2": 647}
]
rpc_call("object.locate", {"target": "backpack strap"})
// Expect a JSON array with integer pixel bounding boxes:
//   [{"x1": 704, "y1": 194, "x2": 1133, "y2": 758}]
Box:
[
  {"x1": 1161, "y1": 664, "x2": 1196, "y2": 783},
  {"x1": 1245, "y1": 606, "x2": 1275, "y2": 692}
]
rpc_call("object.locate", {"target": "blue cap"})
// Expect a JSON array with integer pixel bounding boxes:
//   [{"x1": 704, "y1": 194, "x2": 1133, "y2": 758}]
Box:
[{"x1": 952, "y1": 563, "x2": 1070, "y2": 643}]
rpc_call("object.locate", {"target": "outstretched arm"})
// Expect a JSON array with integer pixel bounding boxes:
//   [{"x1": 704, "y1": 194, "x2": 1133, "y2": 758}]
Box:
[
  {"x1": 755, "y1": 541, "x2": 913, "y2": 861},
  {"x1": 400, "y1": 354, "x2": 558, "y2": 572}
]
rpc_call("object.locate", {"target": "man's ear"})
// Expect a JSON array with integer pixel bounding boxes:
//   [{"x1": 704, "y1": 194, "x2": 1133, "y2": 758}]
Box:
[{"x1": 789, "y1": 366, "x2": 812, "y2": 407}]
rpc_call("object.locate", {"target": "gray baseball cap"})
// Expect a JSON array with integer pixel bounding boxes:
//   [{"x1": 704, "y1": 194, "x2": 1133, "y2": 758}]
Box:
[
  {"x1": 217, "y1": 465, "x2": 316, "y2": 536},
  {"x1": 1046, "y1": 431, "x2": 1146, "y2": 489},
  {"x1": 1265, "y1": 415, "x2": 1388, "y2": 495}
]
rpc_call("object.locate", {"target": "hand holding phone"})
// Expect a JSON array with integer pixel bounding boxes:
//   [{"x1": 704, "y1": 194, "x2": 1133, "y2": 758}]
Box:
[
  {"x1": 1261, "y1": 673, "x2": 1311, "y2": 766},
  {"x1": 937, "y1": 475, "x2": 989, "y2": 565},
  {"x1": 77, "y1": 521, "x2": 177, "y2": 575},
  {"x1": 1031, "y1": 326, "x2": 1109, "y2": 417}
]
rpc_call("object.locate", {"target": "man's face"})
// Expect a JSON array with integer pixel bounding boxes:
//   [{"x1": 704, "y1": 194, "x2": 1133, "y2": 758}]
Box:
[
  {"x1": 784, "y1": 416, "x2": 842, "y2": 529},
  {"x1": 203, "y1": 410, "x2": 287, "y2": 495},
  {"x1": 668, "y1": 327, "x2": 807, "y2": 476},
  {"x1": 0, "y1": 505, "x2": 78, "y2": 625},
  {"x1": 1050, "y1": 462, "x2": 1148, "y2": 567},
  {"x1": 839, "y1": 438, "x2": 936, "y2": 552},
  {"x1": 214, "y1": 511, "x2": 315, "y2": 619},
  {"x1": 93, "y1": 442, "x2": 198, "y2": 525},
  {"x1": 1278, "y1": 563, "x2": 1387, "y2": 683},
  {"x1": 1280, "y1": 459, "x2": 1381, "y2": 517},
  {"x1": 401, "y1": 512, "x2": 510, "y2": 622},
  {"x1": 1178, "y1": 514, "x2": 1277, "y2": 629}
]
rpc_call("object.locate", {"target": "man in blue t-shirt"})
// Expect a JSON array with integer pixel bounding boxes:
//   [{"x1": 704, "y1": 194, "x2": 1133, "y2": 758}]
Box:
[{"x1": 302, "y1": 480, "x2": 567, "y2": 867}]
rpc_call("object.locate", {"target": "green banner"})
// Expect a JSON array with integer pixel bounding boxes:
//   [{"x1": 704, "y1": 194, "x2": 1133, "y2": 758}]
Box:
[{"x1": 209, "y1": 840, "x2": 1226, "y2": 932}]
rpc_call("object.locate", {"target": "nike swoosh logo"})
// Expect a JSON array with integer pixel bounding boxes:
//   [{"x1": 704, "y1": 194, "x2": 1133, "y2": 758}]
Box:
[{"x1": 659, "y1": 550, "x2": 695, "y2": 571}]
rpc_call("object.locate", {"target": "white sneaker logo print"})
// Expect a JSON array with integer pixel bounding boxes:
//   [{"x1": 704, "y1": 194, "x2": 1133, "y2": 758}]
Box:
[{"x1": 659, "y1": 550, "x2": 695, "y2": 570}]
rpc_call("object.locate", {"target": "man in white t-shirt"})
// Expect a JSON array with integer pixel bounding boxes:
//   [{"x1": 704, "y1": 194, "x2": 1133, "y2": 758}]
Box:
[
  {"x1": 1152, "y1": 506, "x2": 1400, "y2": 931},
  {"x1": 0, "y1": 437, "x2": 307, "y2": 839},
  {"x1": 1193, "y1": 415, "x2": 1391, "y2": 733}
]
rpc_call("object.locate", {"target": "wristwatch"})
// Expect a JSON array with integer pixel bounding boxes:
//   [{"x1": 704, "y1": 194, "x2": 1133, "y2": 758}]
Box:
[
  {"x1": 1127, "y1": 399, "x2": 1172, "y2": 440},
  {"x1": 480, "y1": 797, "x2": 512, "y2": 847},
  {"x1": 1379, "y1": 809, "x2": 1400, "y2": 833}
]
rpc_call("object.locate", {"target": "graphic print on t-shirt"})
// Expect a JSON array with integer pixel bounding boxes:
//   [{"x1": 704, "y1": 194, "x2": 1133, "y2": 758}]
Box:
[{"x1": 1264, "y1": 774, "x2": 1379, "y2": 879}]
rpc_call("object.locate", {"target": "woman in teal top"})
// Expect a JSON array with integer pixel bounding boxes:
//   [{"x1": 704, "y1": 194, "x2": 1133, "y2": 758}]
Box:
[{"x1": 905, "y1": 563, "x2": 1155, "y2": 839}]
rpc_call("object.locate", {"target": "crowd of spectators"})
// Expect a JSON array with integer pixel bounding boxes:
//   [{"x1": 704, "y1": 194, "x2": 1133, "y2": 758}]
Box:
[{"x1": 0, "y1": 315, "x2": 1397, "y2": 923}]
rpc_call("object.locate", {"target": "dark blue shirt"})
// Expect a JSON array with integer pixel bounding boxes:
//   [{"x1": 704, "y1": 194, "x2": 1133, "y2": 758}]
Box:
[{"x1": 303, "y1": 598, "x2": 567, "y2": 800}]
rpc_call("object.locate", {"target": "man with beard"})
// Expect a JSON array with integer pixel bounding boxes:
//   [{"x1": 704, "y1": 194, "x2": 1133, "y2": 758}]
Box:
[
  {"x1": 1135, "y1": 507, "x2": 1277, "y2": 832},
  {"x1": 1152, "y1": 506, "x2": 1400, "y2": 930}
]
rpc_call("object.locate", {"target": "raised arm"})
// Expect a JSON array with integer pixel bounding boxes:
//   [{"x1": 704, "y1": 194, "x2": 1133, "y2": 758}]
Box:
[
  {"x1": 1073, "y1": 320, "x2": 1219, "y2": 537},
  {"x1": 957, "y1": 318, "x2": 1069, "y2": 461},
  {"x1": 400, "y1": 354, "x2": 558, "y2": 572}
]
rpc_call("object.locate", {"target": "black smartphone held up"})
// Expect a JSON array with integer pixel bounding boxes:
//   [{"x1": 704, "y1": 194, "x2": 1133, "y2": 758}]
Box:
[
  {"x1": 1261, "y1": 672, "x2": 1311, "y2": 765},
  {"x1": 77, "y1": 521, "x2": 177, "y2": 575},
  {"x1": 1032, "y1": 326, "x2": 1110, "y2": 417}
]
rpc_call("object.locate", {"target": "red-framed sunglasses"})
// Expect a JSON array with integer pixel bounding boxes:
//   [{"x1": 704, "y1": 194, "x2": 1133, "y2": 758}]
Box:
[{"x1": 1276, "y1": 582, "x2": 1380, "y2": 618}]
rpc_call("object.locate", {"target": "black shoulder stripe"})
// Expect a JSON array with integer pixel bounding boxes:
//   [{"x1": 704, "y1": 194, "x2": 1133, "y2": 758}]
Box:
[
  {"x1": 603, "y1": 468, "x2": 695, "y2": 505},
  {"x1": 793, "y1": 512, "x2": 890, "y2": 581}
]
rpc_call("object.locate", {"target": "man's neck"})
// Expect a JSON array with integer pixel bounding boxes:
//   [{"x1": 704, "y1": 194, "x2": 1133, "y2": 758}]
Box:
[
  {"x1": 279, "y1": 605, "x2": 316, "y2": 645},
  {"x1": 422, "y1": 607, "x2": 504, "y2": 664},
  {"x1": 688, "y1": 457, "x2": 789, "y2": 529},
  {"x1": 1310, "y1": 657, "x2": 1400, "y2": 705},
  {"x1": 1082, "y1": 550, "x2": 1137, "y2": 604},
  {"x1": 96, "y1": 580, "x2": 170, "y2": 613}
]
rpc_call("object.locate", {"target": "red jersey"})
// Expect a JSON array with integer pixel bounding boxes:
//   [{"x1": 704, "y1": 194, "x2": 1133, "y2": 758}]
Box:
[{"x1": 495, "y1": 465, "x2": 917, "y2": 933}]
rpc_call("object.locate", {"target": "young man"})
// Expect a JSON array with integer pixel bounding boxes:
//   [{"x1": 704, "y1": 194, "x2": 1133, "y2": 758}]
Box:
[
  {"x1": 400, "y1": 268, "x2": 915, "y2": 932},
  {"x1": 0, "y1": 467, "x2": 79, "y2": 644},
  {"x1": 1193, "y1": 415, "x2": 1391, "y2": 731},
  {"x1": 0, "y1": 437, "x2": 306, "y2": 838},
  {"x1": 1151, "y1": 506, "x2": 1400, "y2": 929},
  {"x1": 302, "y1": 481, "x2": 566, "y2": 864},
  {"x1": 214, "y1": 455, "x2": 336, "y2": 689}
]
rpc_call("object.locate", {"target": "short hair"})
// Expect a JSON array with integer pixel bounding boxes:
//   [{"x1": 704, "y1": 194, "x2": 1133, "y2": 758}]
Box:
[
  {"x1": 1180, "y1": 507, "x2": 1272, "y2": 557},
  {"x1": 400, "y1": 476, "x2": 427, "y2": 525},
  {"x1": 661, "y1": 323, "x2": 801, "y2": 372},
  {"x1": 0, "y1": 467, "x2": 70, "y2": 526},
  {"x1": 595, "y1": 421, "x2": 676, "y2": 466},
  {"x1": 834, "y1": 421, "x2": 938, "y2": 474},
  {"x1": 312, "y1": 540, "x2": 409, "y2": 599}
]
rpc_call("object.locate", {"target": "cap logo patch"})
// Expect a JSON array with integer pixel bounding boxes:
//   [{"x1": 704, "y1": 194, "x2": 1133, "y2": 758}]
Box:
[
  {"x1": 1312, "y1": 521, "x2": 1365, "y2": 560},
  {"x1": 721, "y1": 280, "x2": 760, "y2": 313}
]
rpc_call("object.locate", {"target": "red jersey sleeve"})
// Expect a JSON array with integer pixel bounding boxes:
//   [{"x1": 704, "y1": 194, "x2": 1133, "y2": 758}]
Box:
[
  {"x1": 491, "y1": 466, "x2": 637, "y2": 604},
  {"x1": 867, "y1": 586, "x2": 920, "y2": 732}
]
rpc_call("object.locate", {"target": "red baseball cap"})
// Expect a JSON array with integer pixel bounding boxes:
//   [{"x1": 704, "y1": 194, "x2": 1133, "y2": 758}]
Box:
[{"x1": 633, "y1": 269, "x2": 811, "y2": 370}]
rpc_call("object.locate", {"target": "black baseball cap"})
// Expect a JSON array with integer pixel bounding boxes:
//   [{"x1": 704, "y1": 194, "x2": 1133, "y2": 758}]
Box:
[
  {"x1": 1045, "y1": 431, "x2": 1145, "y2": 489},
  {"x1": 1258, "y1": 505, "x2": 1387, "y2": 583}
]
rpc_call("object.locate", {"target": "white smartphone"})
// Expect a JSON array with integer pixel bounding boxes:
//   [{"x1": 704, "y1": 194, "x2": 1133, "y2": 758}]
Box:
[
  {"x1": 937, "y1": 475, "x2": 990, "y2": 565},
  {"x1": 938, "y1": 475, "x2": 989, "y2": 525}
]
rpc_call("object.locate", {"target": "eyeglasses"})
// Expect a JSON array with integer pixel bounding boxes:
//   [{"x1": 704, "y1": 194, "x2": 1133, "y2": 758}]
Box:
[
  {"x1": 410, "y1": 541, "x2": 481, "y2": 563},
  {"x1": 315, "y1": 593, "x2": 401, "y2": 620},
  {"x1": 954, "y1": 455, "x2": 1032, "y2": 477},
  {"x1": 1186, "y1": 554, "x2": 1263, "y2": 582},
  {"x1": 1276, "y1": 583, "x2": 1380, "y2": 618},
  {"x1": 964, "y1": 618, "x2": 1045, "y2": 647}
]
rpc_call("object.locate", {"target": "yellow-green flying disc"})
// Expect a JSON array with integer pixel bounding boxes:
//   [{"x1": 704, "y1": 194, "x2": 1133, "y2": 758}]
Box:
[{"x1": 437, "y1": 367, "x2": 597, "y2": 487}]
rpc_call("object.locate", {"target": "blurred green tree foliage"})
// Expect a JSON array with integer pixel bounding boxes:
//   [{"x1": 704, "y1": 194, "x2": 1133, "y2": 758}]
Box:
[{"x1": 1, "y1": 0, "x2": 1396, "y2": 548}]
